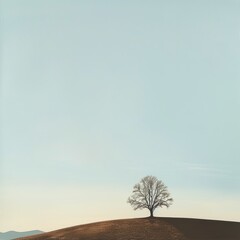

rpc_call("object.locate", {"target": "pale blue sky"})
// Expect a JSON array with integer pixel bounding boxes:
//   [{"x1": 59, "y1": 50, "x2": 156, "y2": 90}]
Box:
[{"x1": 1, "y1": 0, "x2": 240, "y2": 232}]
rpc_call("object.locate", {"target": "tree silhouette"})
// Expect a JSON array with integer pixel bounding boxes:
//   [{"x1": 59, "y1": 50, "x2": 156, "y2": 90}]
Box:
[{"x1": 127, "y1": 175, "x2": 173, "y2": 217}]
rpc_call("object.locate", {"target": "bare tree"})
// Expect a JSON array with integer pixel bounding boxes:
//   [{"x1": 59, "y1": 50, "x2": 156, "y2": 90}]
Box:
[{"x1": 127, "y1": 176, "x2": 173, "y2": 217}]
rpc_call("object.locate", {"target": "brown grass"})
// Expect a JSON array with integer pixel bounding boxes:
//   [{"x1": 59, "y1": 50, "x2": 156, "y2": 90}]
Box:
[{"x1": 17, "y1": 217, "x2": 240, "y2": 240}]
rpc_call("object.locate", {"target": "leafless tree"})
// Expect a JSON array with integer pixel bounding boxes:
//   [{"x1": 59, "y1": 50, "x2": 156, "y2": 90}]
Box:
[{"x1": 127, "y1": 175, "x2": 173, "y2": 217}]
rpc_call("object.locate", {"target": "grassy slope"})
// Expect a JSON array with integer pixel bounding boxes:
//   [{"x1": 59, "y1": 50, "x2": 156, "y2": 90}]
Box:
[{"x1": 17, "y1": 217, "x2": 240, "y2": 240}]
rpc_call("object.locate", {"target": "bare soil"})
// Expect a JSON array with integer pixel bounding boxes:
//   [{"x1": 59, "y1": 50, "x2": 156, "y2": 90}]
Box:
[{"x1": 17, "y1": 217, "x2": 240, "y2": 240}]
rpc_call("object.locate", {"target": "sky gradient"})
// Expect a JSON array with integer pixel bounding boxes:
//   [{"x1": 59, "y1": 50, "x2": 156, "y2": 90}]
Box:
[{"x1": 1, "y1": 0, "x2": 240, "y2": 232}]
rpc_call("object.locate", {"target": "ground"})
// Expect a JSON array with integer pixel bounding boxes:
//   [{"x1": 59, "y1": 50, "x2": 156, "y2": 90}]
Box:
[{"x1": 17, "y1": 217, "x2": 240, "y2": 240}]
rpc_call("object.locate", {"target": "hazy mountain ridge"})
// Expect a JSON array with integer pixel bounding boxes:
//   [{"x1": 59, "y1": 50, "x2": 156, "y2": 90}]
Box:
[{"x1": 0, "y1": 230, "x2": 43, "y2": 240}]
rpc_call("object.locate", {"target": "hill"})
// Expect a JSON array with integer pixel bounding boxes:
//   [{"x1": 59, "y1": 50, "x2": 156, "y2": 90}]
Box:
[
  {"x1": 16, "y1": 217, "x2": 240, "y2": 240},
  {"x1": 0, "y1": 230, "x2": 43, "y2": 240}
]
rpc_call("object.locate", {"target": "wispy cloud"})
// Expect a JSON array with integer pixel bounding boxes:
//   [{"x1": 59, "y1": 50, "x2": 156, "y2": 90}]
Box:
[{"x1": 181, "y1": 162, "x2": 232, "y2": 178}]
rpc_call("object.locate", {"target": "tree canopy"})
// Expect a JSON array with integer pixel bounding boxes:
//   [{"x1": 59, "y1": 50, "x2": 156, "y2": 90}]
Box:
[{"x1": 127, "y1": 175, "x2": 173, "y2": 217}]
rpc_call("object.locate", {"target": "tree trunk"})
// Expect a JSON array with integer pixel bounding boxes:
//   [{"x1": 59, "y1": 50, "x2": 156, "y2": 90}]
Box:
[{"x1": 149, "y1": 208, "x2": 154, "y2": 217}]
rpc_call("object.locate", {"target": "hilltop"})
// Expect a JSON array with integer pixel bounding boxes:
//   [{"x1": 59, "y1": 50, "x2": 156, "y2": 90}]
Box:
[{"x1": 17, "y1": 217, "x2": 240, "y2": 240}]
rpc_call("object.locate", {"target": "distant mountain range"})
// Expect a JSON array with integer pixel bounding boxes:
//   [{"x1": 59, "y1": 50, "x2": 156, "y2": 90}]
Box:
[{"x1": 0, "y1": 230, "x2": 44, "y2": 240}]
